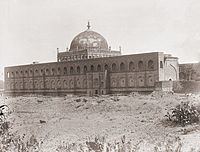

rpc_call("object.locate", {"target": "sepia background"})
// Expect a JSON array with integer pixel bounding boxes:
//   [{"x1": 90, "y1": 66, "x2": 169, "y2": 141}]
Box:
[{"x1": 1, "y1": 0, "x2": 200, "y2": 81}]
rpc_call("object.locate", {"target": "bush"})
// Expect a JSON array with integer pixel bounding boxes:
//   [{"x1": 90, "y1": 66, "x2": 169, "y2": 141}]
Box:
[{"x1": 165, "y1": 101, "x2": 200, "y2": 126}]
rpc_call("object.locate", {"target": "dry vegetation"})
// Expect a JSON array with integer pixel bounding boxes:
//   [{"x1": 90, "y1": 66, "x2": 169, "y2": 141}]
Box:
[{"x1": 0, "y1": 92, "x2": 200, "y2": 151}]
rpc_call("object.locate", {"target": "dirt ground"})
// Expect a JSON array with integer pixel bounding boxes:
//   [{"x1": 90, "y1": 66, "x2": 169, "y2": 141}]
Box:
[{"x1": 1, "y1": 92, "x2": 200, "y2": 151}]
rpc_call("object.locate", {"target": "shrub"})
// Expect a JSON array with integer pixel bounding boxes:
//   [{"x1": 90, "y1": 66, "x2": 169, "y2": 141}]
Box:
[{"x1": 165, "y1": 101, "x2": 200, "y2": 126}]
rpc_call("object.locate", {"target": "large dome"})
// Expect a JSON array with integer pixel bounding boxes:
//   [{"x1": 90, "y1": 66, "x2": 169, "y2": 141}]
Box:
[{"x1": 69, "y1": 28, "x2": 108, "y2": 52}]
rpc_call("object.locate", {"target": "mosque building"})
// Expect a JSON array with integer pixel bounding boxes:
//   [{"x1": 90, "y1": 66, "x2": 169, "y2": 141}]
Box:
[{"x1": 4, "y1": 22, "x2": 179, "y2": 96}]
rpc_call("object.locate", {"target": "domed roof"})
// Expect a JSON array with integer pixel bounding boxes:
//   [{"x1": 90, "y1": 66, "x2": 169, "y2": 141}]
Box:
[{"x1": 69, "y1": 22, "x2": 108, "y2": 51}]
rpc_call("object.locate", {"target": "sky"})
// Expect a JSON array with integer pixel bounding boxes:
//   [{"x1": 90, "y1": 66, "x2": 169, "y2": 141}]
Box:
[{"x1": 0, "y1": 0, "x2": 200, "y2": 80}]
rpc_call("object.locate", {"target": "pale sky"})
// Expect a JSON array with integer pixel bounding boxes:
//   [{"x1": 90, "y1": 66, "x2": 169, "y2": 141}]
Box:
[{"x1": 1, "y1": 0, "x2": 200, "y2": 80}]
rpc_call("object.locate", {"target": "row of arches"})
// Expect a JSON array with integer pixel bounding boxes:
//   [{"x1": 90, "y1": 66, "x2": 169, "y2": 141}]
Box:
[
  {"x1": 6, "y1": 73, "x2": 155, "y2": 90},
  {"x1": 6, "y1": 78, "x2": 88, "y2": 90},
  {"x1": 6, "y1": 60, "x2": 155, "y2": 78},
  {"x1": 110, "y1": 75, "x2": 155, "y2": 88}
]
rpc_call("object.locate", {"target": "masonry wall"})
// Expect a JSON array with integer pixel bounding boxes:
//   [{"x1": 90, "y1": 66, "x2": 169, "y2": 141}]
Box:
[
  {"x1": 4, "y1": 52, "x2": 160, "y2": 96},
  {"x1": 179, "y1": 63, "x2": 200, "y2": 81},
  {"x1": 173, "y1": 81, "x2": 200, "y2": 93}
]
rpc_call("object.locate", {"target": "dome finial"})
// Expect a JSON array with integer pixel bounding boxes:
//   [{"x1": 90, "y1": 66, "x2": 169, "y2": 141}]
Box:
[{"x1": 87, "y1": 21, "x2": 91, "y2": 30}]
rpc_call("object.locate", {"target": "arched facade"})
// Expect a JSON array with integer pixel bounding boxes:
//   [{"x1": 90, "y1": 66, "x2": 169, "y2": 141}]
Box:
[{"x1": 4, "y1": 48, "x2": 179, "y2": 95}]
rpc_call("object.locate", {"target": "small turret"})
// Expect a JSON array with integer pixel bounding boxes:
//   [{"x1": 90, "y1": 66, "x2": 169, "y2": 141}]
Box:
[
  {"x1": 87, "y1": 21, "x2": 91, "y2": 30},
  {"x1": 119, "y1": 46, "x2": 122, "y2": 53}
]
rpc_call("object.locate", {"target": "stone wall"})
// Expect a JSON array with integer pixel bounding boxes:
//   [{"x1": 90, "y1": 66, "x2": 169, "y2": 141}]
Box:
[
  {"x1": 155, "y1": 81, "x2": 173, "y2": 92},
  {"x1": 179, "y1": 63, "x2": 200, "y2": 81},
  {"x1": 4, "y1": 52, "x2": 165, "y2": 96},
  {"x1": 173, "y1": 81, "x2": 200, "y2": 93}
]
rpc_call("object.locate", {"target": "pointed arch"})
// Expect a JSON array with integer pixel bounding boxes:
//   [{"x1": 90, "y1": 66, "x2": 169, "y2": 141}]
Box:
[
  {"x1": 120, "y1": 62, "x2": 125, "y2": 71},
  {"x1": 112, "y1": 63, "x2": 117, "y2": 71}
]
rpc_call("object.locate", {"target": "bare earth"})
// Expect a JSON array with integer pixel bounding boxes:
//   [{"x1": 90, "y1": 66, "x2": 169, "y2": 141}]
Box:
[{"x1": 1, "y1": 92, "x2": 200, "y2": 151}]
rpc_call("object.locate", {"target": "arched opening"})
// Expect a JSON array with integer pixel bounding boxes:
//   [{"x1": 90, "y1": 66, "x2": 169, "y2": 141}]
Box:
[
  {"x1": 147, "y1": 75, "x2": 154, "y2": 86},
  {"x1": 111, "y1": 79, "x2": 117, "y2": 87},
  {"x1": 51, "y1": 80, "x2": 55, "y2": 89},
  {"x1": 138, "y1": 61, "x2": 144, "y2": 70},
  {"x1": 148, "y1": 60, "x2": 154, "y2": 69},
  {"x1": 129, "y1": 61, "x2": 135, "y2": 71},
  {"x1": 83, "y1": 66, "x2": 87, "y2": 74},
  {"x1": 77, "y1": 66, "x2": 80, "y2": 74},
  {"x1": 64, "y1": 67, "x2": 67, "y2": 75},
  {"x1": 34, "y1": 80, "x2": 38, "y2": 89},
  {"x1": 112, "y1": 63, "x2": 117, "y2": 71},
  {"x1": 57, "y1": 80, "x2": 61, "y2": 89},
  {"x1": 20, "y1": 71, "x2": 23, "y2": 77},
  {"x1": 76, "y1": 78, "x2": 81, "y2": 88},
  {"x1": 69, "y1": 79, "x2": 74, "y2": 88},
  {"x1": 16, "y1": 71, "x2": 19, "y2": 77},
  {"x1": 40, "y1": 69, "x2": 44, "y2": 76},
  {"x1": 97, "y1": 64, "x2": 101, "y2": 72},
  {"x1": 35, "y1": 70, "x2": 39, "y2": 76},
  {"x1": 11, "y1": 72, "x2": 15, "y2": 78},
  {"x1": 104, "y1": 64, "x2": 109, "y2": 71},
  {"x1": 90, "y1": 65, "x2": 94, "y2": 72},
  {"x1": 25, "y1": 70, "x2": 29, "y2": 77},
  {"x1": 30, "y1": 70, "x2": 33, "y2": 76},
  {"x1": 63, "y1": 80, "x2": 67, "y2": 88},
  {"x1": 51, "y1": 68, "x2": 55, "y2": 75},
  {"x1": 120, "y1": 78, "x2": 126, "y2": 87},
  {"x1": 46, "y1": 69, "x2": 50, "y2": 75},
  {"x1": 57, "y1": 67, "x2": 61, "y2": 75},
  {"x1": 70, "y1": 66, "x2": 74, "y2": 74},
  {"x1": 120, "y1": 62, "x2": 125, "y2": 71},
  {"x1": 138, "y1": 76, "x2": 144, "y2": 87}
]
